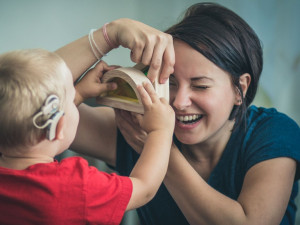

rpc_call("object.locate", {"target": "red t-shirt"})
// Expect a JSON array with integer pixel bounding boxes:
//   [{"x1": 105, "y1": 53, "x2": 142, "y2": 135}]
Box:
[{"x1": 0, "y1": 156, "x2": 132, "y2": 225}]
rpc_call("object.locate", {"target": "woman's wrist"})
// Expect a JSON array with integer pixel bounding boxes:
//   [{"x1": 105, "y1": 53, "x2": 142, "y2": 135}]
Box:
[
  {"x1": 102, "y1": 23, "x2": 119, "y2": 49},
  {"x1": 91, "y1": 21, "x2": 120, "y2": 57}
]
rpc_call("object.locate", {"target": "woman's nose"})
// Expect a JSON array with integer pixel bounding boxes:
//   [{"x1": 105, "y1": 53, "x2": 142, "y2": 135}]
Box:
[{"x1": 171, "y1": 88, "x2": 192, "y2": 111}]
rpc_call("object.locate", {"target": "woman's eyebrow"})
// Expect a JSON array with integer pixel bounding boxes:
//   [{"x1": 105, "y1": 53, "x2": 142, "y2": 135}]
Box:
[
  {"x1": 191, "y1": 76, "x2": 214, "y2": 82},
  {"x1": 169, "y1": 74, "x2": 214, "y2": 82}
]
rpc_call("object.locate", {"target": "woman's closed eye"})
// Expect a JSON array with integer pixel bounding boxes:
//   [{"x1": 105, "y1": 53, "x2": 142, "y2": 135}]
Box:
[
  {"x1": 190, "y1": 76, "x2": 213, "y2": 90},
  {"x1": 169, "y1": 75, "x2": 178, "y2": 87},
  {"x1": 192, "y1": 85, "x2": 209, "y2": 90},
  {"x1": 169, "y1": 81, "x2": 177, "y2": 86}
]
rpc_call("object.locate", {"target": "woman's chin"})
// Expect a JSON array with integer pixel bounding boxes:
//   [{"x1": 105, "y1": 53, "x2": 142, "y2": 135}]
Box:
[{"x1": 174, "y1": 132, "x2": 201, "y2": 145}]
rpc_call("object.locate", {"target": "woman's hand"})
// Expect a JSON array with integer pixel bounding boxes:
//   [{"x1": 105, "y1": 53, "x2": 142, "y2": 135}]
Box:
[
  {"x1": 107, "y1": 18, "x2": 175, "y2": 84},
  {"x1": 115, "y1": 109, "x2": 147, "y2": 154},
  {"x1": 74, "y1": 61, "x2": 118, "y2": 106},
  {"x1": 56, "y1": 18, "x2": 174, "y2": 84},
  {"x1": 115, "y1": 82, "x2": 175, "y2": 154}
]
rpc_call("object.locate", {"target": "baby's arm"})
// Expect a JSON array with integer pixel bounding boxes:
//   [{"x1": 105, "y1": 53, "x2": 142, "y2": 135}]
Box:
[
  {"x1": 125, "y1": 82, "x2": 175, "y2": 211},
  {"x1": 74, "y1": 61, "x2": 117, "y2": 106}
]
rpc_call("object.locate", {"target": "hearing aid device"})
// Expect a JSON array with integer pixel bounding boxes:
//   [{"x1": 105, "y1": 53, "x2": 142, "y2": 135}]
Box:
[
  {"x1": 46, "y1": 110, "x2": 64, "y2": 141},
  {"x1": 33, "y1": 95, "x2": 64, "y2": 141}
]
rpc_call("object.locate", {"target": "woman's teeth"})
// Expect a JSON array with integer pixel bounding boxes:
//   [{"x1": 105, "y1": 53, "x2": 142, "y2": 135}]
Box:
[{"x1": 176, "y1": 114, "x2": 202, "y2": 124}]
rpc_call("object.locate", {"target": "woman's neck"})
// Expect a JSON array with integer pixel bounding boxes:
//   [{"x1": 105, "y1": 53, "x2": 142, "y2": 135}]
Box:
[{"x1": 180, "y1": 121, "x2": 234, "y2": 180}]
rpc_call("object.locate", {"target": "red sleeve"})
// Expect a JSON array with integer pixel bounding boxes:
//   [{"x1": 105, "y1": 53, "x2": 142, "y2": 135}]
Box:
[{"x1": 84, "y1": 164, "x2": 132, "y2": 225}]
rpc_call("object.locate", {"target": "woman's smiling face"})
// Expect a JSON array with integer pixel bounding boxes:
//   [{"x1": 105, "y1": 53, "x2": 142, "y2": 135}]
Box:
[{"x1": 170, "y1": 40, "x2": 238, "y2": 145}]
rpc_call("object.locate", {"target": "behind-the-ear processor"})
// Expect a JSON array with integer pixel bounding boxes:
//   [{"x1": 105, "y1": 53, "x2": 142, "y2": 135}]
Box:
[{"x1": 33, "y1": 95, "x2": 64, "y2": 141}]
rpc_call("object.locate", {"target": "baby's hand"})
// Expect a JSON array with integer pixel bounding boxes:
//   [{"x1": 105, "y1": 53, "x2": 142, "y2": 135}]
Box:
[
  {"x1": 136, "y1": 82, "x2": 175, "y2": 134},
  {"x1": 74, "y1": 61, "x2": 118, "y2": 105}
]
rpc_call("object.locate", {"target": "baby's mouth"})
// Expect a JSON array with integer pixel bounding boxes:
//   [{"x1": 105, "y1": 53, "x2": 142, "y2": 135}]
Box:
[{"x1": 176, "y1": 114, "x2": 203, "y2": 124}]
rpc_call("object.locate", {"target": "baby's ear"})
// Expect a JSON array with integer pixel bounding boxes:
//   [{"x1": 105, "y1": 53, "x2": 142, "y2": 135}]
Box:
[{"x1": 55, "y1": 115, "x2": 65, "y2": 140}]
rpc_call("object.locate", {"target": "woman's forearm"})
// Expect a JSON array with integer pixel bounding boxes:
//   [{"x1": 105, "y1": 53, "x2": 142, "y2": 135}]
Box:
[
  {"x1": 164, "y1": 147, "x2": 294, "y2": 225},
  {"x1": 164, "y1": 147, "x2": 246, "y2": 225}
]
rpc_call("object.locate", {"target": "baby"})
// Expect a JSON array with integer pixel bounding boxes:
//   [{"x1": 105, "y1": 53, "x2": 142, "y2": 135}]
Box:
[{"x1": 0, "y1": 49, "x2": 174, "y2": 225}]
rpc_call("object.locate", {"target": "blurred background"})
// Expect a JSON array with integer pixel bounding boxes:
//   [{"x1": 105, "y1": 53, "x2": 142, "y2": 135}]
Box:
[{"x1": 1, "y1": 0, "x2": 299, "y2": 224}]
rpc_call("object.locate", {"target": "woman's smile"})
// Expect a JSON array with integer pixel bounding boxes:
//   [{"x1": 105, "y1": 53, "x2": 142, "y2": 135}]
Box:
[{"x1": 175, "y1": 113, "x2": 203, "y2": 129}]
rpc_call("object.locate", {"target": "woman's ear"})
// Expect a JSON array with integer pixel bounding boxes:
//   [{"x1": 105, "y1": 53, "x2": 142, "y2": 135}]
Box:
[
  {"x1": 236, "y1": 73, "x2": 251, "y2": 105},
  {"x1": 54, "y1": 115, "x2": 65, "y2": 140}
]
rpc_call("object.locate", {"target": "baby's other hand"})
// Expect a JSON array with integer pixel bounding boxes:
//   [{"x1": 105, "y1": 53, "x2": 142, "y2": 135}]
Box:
[
  {"x1": 74, "y1": 61, "x2": 118, "y2": 105},
  {"x1": 136, "y1": 82, "x2": 175, "y2": 135}
]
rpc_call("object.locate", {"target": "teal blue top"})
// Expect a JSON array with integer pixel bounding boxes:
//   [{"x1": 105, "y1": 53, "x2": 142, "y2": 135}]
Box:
[{"x1": 116, "y1": 106, "x2": 300, "y2": 225}]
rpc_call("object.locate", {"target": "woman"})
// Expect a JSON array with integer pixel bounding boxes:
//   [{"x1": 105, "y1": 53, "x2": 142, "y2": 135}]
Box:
[
  {"x1": 114, "y1": 3, "x2": 300, "y2": 225},
  {"x1": 58, "y1": 3, "x2": 300, "y2": 225}
]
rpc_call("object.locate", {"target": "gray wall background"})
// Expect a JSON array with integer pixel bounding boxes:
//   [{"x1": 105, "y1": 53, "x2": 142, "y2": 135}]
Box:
[{"x1": 1, "y1": 0, "x2": 299, "y2": 224}]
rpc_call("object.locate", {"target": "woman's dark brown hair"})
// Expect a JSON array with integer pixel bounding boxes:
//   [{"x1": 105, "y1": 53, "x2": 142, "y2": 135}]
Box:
[{"x1": 165, "y1": 2, "x2": 263, "y2": 129}]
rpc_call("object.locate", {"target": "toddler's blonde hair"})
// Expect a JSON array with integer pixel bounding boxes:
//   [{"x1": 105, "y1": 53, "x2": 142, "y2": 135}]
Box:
[{"x1": 0, "y1": 49, "x2": 68, "y2": 150}]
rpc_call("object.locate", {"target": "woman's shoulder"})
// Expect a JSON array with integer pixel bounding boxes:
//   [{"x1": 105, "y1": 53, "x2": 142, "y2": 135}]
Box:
[
  {"x1": 247, "y1": 105, "x2": 287, "y2": 119},
  {"x1": 246, "y1": 105, "x2": 299, "y2": 131},
  {"x1": 240, "y1": 105, "x2": 300, "y2": 173},
  {"x1": 244, "y1": 105, "x2": 300, "y2": 145}
]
